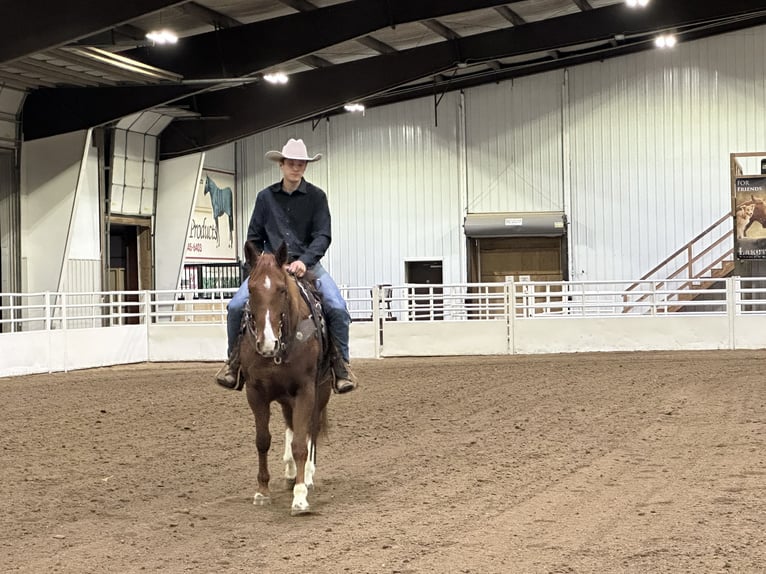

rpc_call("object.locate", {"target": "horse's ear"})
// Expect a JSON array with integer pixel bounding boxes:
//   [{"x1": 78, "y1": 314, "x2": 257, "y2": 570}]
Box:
[
  {"x1": 244, "y1": 240, "x2": 262, "y2": 268},
  {"x1": 275, "y1": 242, "x2": 288, "y2": 267}
]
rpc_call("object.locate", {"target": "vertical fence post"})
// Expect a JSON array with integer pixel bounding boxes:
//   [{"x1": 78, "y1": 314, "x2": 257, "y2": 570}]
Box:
[
  {"x1": 727, "y1": 277, "x2": 736, "y2": 350},
  {"x1": 506, "y1": 279, "x2": 515, "y2": 355},
  {"x1": 371, "y1": 285, "x2": 381, "y2": 359}
]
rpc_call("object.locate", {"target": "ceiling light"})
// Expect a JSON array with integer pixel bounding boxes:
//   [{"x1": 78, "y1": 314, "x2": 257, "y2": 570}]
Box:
[
  {"x1": 146, "y1": 30, "x2": 178, "y2": 45},
  {"x1": 654, "y1": 34, "x2": 677, "y2": 49},
  {"x1": 264, "y1": 72, "x2": 289, "y2": 85},
  {"x1": 344, "y1": 103, "x2": 365, "y2": 113},
  {"x1": 626, "y1": 0, "x2": 649, "y2": 7}
]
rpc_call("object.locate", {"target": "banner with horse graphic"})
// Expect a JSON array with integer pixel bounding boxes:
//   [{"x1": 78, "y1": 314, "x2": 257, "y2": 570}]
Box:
[{"x1": 185, "y1": 169, "x2": 237, "y2": 262}]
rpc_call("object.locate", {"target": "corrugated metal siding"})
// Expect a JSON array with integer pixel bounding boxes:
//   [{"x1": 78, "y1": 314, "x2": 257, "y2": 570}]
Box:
[
  {"x1": 568, "y1": 26, "x2": 766, "y2": 280},
  {"x1": 326, "y1": 93, "x2": 462, "y2": 286},
  {"x1": 234, "y1": 25, "x2": 766, "y2": 287},
  {"x1": 464, "y1": 71, "x2": 565, "y2": 214},
  {"x1": 203, "y1": 142, "x2": 236, "y2": 173},
  {"x1": 63, "y1": 259, "x2": 100, "y2": 293}
]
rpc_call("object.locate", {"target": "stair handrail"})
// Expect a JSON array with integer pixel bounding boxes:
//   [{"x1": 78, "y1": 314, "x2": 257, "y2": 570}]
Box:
[{"x1": 623, "y1": 213, "x2": 734, "y2": 311}]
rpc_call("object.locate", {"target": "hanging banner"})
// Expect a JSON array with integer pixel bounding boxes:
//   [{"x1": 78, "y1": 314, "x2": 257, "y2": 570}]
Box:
[
  {"x1": 734, "y1": 176, "x2": 766, "y2": 260},
  {"x1": 185, "y1": 169, "x2": 236, "y2": 262}
]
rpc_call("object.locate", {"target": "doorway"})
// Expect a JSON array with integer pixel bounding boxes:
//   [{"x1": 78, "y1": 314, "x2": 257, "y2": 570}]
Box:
[
  {"x1": 109, "y1": 218, "x2": 152, "y2": 324},
  {"x1": 469, "y1": 236, "x2": 566, "y2": 283},
  {"x1": 405, "y1": 260, "x2": 443, "y2": 320}
]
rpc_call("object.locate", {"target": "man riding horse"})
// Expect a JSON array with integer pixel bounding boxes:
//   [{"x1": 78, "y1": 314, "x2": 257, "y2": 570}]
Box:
[{"x1": 216, "y1": 138, "x2": 358, "y2": 394}]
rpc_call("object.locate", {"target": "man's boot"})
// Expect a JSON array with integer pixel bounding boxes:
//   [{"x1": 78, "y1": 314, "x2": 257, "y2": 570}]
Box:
[
  {"x1": 215, "y1": 346, "x2": 242, "y2": 390},
  {"x1": 332, "y1": 356, "x2": 357, "y2": 394}
]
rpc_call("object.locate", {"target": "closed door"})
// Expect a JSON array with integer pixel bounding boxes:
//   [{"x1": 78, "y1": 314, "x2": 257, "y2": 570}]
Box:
[{"x1": 472, "y1": 237, "x2": 564, "y2": 283}]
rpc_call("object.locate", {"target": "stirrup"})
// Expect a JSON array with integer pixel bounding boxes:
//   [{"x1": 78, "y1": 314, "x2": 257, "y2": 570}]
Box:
[
  {"x1": 332, "y1": 361, "x2": 357, "y2": 394},
  {"x1": 215, "y1": 361, "x2": 244, "y2": 391}
]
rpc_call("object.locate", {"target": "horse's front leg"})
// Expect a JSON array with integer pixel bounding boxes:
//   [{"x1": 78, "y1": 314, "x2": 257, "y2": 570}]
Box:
[
  {"x1": 289, "y1": 386, "x2": 316, "y2": 515},
  {"x1": 283, "y1": 427, "x2": 297, "y2": 483},
  {"x1": 247, "y1": 390, "x2": 272, "y2": 505}
]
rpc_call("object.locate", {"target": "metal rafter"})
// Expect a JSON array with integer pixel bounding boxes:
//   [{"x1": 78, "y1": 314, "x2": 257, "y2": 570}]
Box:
[
  {"x1": 124, "y1": 0, "x2": 523, "y2": 77},
  {"x1": 23, "y1": 0, "x2": 766, "y2": 150},
  {"x1": 421, "y1": 19, "x2": 460, "y2": 41},
  {"x1": 355, "y1": 36, "x2": 397, "y2": 54},
  {"x1": 572, "y1": 0, "x2": 593, "y2": 11},
  {"x1": 278, "y1": 0, "x2": 318, "y2": 11},
  {"x1": 0, "y1": 0, "x2": 188, "y2": 64},
  {"x1": 180, "y1": 2, "x2": 243, "y2": 28},
  {"x1": 494, "y1": 6, "x2": 526, "y2": 26},
  {"x1": 298, "y1": 55, "x2": 334, "y2": 68}
]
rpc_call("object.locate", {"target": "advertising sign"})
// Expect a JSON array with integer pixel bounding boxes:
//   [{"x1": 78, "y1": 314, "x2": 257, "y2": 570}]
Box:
[
  {"x1": 734, "y1": 176, "x2": 766, "y2": 260},
  {"x1": 185, "y1": 169, "x2": 236, "y2": 262}
]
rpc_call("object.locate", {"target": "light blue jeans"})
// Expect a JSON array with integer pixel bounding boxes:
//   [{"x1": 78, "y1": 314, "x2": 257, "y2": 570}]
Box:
[{"x1": 227, "y1": 263, "x2": 351, "y2": 362}]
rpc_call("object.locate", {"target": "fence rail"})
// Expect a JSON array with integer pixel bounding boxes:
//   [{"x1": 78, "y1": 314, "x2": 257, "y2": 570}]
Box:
[
  {"x1": 4, "y1": 277, "x2": 766, "y2": 378},
  {"x1": 4, "y1": 277, "x2": 766, "y2": 333}
]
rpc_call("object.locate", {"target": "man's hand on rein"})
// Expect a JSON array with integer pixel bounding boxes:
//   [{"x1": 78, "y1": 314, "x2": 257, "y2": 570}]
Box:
[{"x1": 287, "y1": 260, "x2": 307, "y2": 278}]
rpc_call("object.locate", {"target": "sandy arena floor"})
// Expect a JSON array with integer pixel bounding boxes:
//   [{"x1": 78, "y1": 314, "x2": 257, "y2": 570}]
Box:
[{"x1": 2, "y1": 350, "x2": 766, "y2": 573}]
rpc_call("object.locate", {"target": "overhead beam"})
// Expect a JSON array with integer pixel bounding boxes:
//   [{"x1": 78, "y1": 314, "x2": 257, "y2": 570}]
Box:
[
  {"x1": 365, "y1": 12, "x2": 766, "y2": 110},
  {"x1": 298, "y1": 54, "x2": 334, "y2": 68},
  {"x1": 421, "y1": 19, "x2": 461, "y2": 41},
  {"x1": 125, "y1": 0, "x2": 523, "y2": 78},
  {"x1": 158, "y1": 0, "x2": 766, "y2": 156},
  {"x1": 0, "y1": 0, "x2": 188, "y2": 64},
  {"x1": 571, "y1": 0, "x2": 593, "y2": 11},
  {"x1": 23, "y1": 0, "x2": 766, "y2": 145},
  {"x1": 158, "y1": 43, "x2": 459, "y2": 157},
  {"x1": 180, "y1": 2, "x2": 243, "y2": 29},
  {"x1": 278, "y1": 0, "x2": 318, "y2": 11},
  {"x1": 355, "y1": 36, "x2": 397, "y2": 54},
  {"x1": 495, "y1": 6, "x2": 526, "y2": 26}
]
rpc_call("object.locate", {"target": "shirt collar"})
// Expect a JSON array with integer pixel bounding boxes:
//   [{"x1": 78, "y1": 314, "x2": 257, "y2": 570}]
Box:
[{"x1": 272, "y1": 178, "x2": 308, "y2": 195}]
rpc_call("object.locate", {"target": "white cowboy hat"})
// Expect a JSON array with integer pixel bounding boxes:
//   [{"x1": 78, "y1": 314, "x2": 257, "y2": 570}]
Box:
[{"x1": 264, "y1": 138, "x2": 322, "y2": 163}]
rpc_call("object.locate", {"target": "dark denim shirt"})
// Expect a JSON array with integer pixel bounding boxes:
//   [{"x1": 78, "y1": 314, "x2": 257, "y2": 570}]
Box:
[{"x1": 246, "y1": 178, "x2": 331, "y2": 268}]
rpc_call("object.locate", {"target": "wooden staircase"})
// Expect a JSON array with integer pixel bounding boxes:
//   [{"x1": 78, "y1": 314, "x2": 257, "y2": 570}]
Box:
[{"x1": 623, "y1": 213, "x2": 735, "y2": 313}]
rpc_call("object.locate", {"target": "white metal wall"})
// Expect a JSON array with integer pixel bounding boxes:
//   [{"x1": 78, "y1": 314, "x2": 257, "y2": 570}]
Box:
[
  {"x1": 20, "y1": 130, "x2": 89, "y2": 293},
  {"x1": 464, "y1": 71, "x2": 565, "y2": 214},
  {"x1": 62, "y1": 140, "x2": 101, "y2": 293},
  {"x1": 231, "y1": 25, "x2": 766, "y2": 289},
  {"x1": 327, "y1": 93, "x2": 463, "y2": 286},
  {"x1": 567, "y1": 27, "x2": 766, "y2": 281}
]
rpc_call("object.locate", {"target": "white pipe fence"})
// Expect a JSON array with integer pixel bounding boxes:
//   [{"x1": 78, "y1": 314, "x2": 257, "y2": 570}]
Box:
[{"x1": 2, "y1": 277, "x2": 766, "y2": 378}]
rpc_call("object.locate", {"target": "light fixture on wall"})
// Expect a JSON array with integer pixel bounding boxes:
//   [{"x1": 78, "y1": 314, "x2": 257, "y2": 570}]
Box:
[
  {"x1": 344, "y1": 103, "x2": 365, "y2": 113},
  {"x1": 625, "y1": 0, "x2": 649, "y2": 7},
  {"x1": 654, "y1": 33, "x2": 677, "y2": 48},
  {"x1": 145, "y1": 29, "x2": 178, "y2": 45},
  {"x1": 264, "y1": 72, "x2": 289, "y2": 84}
]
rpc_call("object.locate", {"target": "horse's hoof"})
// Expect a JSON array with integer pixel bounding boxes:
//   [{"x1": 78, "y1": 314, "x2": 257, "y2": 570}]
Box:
[
  {"x1": 290, "y1": 505, "x2": 311, "y2": 516},
  {"x1": 253, "y1": 493, "x2": 271, "y2": 506}
]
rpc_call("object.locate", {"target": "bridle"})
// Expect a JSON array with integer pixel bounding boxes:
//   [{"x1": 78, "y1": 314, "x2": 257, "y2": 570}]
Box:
[
  {"x1": 244, "y1": 277, "x2": 291, "y2": 365},
  {"x1": 244, "y1": 270, "x2": 324, "y2": 367}
]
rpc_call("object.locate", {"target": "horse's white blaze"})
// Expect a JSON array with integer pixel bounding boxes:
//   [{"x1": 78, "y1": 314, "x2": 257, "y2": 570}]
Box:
[
  {"x1": 291, "y1": 483, "x2": 309, "y2": 513},
  {"x1": 263, "y1": 276, "x2": 271, "y2": 290},
  {"x1": 260, "y1": 308, "x2": 278, "y2": 352},
  {"x1": 283, "y1": 428, "x2": 296, "y2": 480},
  {"x1": 304, "y1": 438, "x2": 316, "y2": 487}
]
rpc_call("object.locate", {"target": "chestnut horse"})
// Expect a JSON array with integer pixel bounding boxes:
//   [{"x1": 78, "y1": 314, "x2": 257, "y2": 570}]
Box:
[{"x1": 238, "y1": 240, "x2": 333, "y2": 515}]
